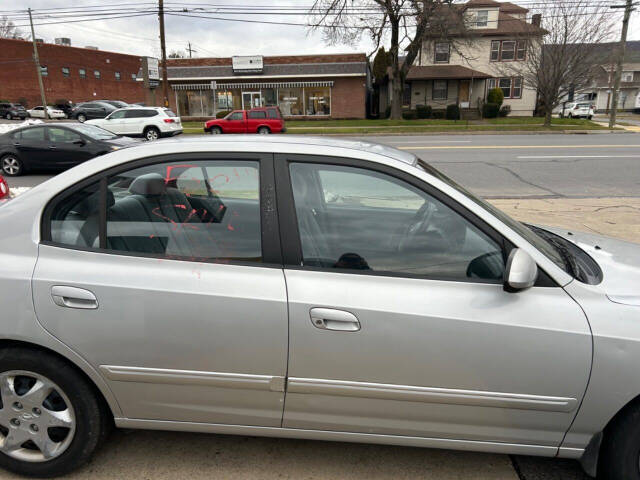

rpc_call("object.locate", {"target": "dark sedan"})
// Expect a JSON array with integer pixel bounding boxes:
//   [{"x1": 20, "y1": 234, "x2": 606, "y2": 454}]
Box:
[{"x1": 0, "y1": 123, "x2": 139, "y2": 176}]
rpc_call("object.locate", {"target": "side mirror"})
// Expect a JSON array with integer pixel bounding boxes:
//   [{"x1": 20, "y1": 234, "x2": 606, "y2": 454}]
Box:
[{"x1": 504, "y1": 248, "x2": 538, "y2": 292}]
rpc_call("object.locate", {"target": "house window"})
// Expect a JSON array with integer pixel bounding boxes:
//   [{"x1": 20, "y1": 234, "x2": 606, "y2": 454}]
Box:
[
  {"x1": 490, "y1": 40, "x2": 522, "y2": 62},
  {"x1": 402, "y1": 83, "x2": 412, "y2": 106},
  {"x1": 516, "y1": 41, "x2": 527, "y2": 61},
  {"x1": 79, "y1": 68, "x2": 86, "y2": 79},
  {"x1": 621, "y1": 72, "x2": 634, "y2": 82},
  {"x1": 115, "y1": 71, "x2": 121, "y2": 80},
  {"x1": 488, "y1": 77, "x2": 523, "y2": 99},
  {"x1": 434, "y1": 42, "x2": 450, "y2": 63},
  {"x1": 476, "y1": 10, "x2": 489, "y2": 27},
  {"x1": 490, "y1": 41, "x2": 500, "y2": 61},
  {"x1": 433, "y1": 80, "x2": 448, "y2": 100},
  {"x1": 94, "y1": 70, "x2": 101, "y2": 79},
  {"x1": 61, "y1": 67, "x2": 70, "y2": 78}
]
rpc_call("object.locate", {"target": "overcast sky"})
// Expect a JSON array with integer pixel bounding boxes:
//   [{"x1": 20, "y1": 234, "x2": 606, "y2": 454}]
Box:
[{"x1": 12, "y1": 0, "x2": 640, "y2": 59}]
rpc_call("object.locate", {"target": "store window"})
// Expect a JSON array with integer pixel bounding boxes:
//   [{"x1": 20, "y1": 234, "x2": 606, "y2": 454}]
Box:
[
  {"x1": 306, "y1": 86, "x2": 330, "y2": 115},
  {"x1": 177, "y1": 90, "x2": 215, "y2": 117},
  {"x1": 261, "y1": 88, "x2": 277, "y2": 107},
  {"x1": 278, "y1": 88, "x2": 304, "y2": 116}
]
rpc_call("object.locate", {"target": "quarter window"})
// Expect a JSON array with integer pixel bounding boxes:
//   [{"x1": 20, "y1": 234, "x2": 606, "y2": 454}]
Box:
[{"x1": 289, "y1": 163, "x2": 504, "y2": 281}]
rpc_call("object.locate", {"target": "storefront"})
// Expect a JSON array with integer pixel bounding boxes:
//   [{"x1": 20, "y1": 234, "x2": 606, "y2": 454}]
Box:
[{"x1": 167, "y1": 54, "x2": 368, "y2": 119}]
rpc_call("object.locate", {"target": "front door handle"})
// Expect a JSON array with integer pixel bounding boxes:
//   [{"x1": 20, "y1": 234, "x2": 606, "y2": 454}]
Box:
[
  {"x1": 310, "y1": 308, "x2": 360, "y2": 332},
  {"x1": 51, "y1": 286, "x2": 98, "y2": 309}
]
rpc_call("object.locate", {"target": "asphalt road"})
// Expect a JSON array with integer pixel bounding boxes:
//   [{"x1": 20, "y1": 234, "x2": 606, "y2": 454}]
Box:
[
  {"x1": 8, "y1": 133, "x2": 640, "y2": 200},
  {"x1": 4, "y1": 131, "x2": 637, "y2": 480}
]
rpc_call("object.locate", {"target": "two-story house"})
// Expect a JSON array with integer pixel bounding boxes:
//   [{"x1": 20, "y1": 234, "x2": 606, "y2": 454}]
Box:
[{"x1": 403, "y1": 0, "x2": 546, "y2": 116}]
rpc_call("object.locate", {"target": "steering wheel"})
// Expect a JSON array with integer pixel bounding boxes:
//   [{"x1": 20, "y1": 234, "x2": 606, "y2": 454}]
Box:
[{"x1": 394, "y1": 201, "x2": 437, "y2": 252}]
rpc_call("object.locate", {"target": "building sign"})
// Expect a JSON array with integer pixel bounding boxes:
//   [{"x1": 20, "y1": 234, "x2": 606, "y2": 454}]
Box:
[
  {"x1": 232, "y1": 56, "x2": 264, "y2": 74},
  {"x1": 147, "y1": 57, "x2": 159, "y2": 81}
]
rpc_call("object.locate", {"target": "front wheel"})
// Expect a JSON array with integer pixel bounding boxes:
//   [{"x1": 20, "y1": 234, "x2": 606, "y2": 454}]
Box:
[
  {"x1": 144, "y1": 127, "x2": 160, "y2": 141},
  {"x1": 210, "y1": 127, "x2": 222, "y2": 135},
  {"x1": 5, "y1": 113, "x2": 11, "y2": 120},
  {"x1": 76, "y1": 114, "x2": 86, "y2": 123},
  {"x1": 0, "y1": 348, "x2": 108, "y2": 477},
  {"x1": 1, "y1": 155, "x2": 23, "y2": 177}
]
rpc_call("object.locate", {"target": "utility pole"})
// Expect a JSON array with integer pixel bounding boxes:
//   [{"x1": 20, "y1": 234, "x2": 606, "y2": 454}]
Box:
[
  {"x1": 609, "y1": 0, "x2": 634, "y2": 128},
  {"x1": 28, "y1": 8, "x2": 48, "y2": 119},
  {"x1": 186, "y1": 42, "x2": 196, "y2": 58},
  {"x1": 158, "y1": 0, "x2": 170, "y2": 107}
]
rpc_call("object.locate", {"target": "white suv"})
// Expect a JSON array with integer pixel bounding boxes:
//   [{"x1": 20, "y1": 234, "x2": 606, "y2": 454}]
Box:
[
  {"x1": 86, "y1": 107, "x2": 183, "y2": 141},
  {"x1": 555, "y1": 102, "x2": 595, "y2": 119}
]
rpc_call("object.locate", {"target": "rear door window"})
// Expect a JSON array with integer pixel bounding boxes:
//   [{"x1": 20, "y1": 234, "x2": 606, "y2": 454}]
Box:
[
  {"x1": 18, "y1": 127, "x2": 46, "y2": 142},
  {"x1": 248, "y1": 111, "x2": 266, "y2": 119}
]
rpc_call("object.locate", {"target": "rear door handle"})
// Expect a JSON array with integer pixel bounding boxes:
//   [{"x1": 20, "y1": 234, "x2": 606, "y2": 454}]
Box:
[
  {"x1": 310, "y1": 308, "x2": 360, "y2": 332},
  {"x1": 51, "y1": 286, "x2": 98, "y2": 309}
]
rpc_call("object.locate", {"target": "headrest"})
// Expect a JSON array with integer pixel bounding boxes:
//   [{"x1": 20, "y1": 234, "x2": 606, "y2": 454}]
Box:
[{"x1": 129, "y1": 173, "x2": 165, "y2": 196}]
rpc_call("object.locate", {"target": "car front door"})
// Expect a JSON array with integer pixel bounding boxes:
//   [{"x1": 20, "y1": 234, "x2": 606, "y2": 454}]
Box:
[
  {"x1": 46, "y1": 127, "x2": 94, "y2": 167},
  {"x1": 225, "y1": 111, "x2": 246, "y2": 133},
  {"x1": 32, "y1": 153, "x2": 288, "y2": 427},
  {"x1": 102, "y1": 110, "x2": 127, "y2": 134},
  {"x1": 277, "y1": 155, "x2": 592, "y2": 450}
]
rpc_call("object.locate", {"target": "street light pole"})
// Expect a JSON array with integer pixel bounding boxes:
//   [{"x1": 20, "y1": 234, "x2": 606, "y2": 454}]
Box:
[
  {"x1": 28, "y1": 8, "x2": 48, "y2": 120},
  {"x1": 158, "y1": 0, "x2": 170, "y2": 107},
  {"x1": 609, "y1": 0, "x2": 634, "y2": 128}
]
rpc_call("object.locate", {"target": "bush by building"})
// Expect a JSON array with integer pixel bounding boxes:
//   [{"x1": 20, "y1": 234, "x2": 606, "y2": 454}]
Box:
[
  {"x1": 416, "y1": 104, "x2": 432, "y2": 119},
  {"x1": 446, "y1": 104, "x2": 460, "y2": 120},
  {"x1": 482, "y1": 103, "x2": 500, "y2": 118}
]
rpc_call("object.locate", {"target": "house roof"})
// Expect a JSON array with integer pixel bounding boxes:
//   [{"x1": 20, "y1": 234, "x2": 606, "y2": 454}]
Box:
[{"x1": 406, "y1": 65, "x2": 491, "y2": 81}]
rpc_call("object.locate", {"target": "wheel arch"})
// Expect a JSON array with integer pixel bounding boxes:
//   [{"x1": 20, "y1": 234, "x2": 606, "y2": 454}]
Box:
[
  {"x1": 0, "y1": 338, "x2": 120, "y2": 419},
  {"x1": 257, "y1": 124, "x2": 271, "y2": 132}
]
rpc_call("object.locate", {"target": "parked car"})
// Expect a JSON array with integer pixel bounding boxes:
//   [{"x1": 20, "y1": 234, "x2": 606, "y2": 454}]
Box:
[
  {"x1": 0, "y1": 102, "x2": 28, "y2": 120},
  {"x1": 555, "y1": 102, "x2": 595, "y2": 119},
  {"x1": 0, "y1": 136, "x2": 639, "y2": 479},
  {"x1": 204, "y1": 107, "x2": 286, "y2": 134},
  {"x1": 86, "y1": 107, "x2": 183, "y2": 141},
  {"x1": 95, "y1": 100, "x2": 129, "y2": 109},
  {"x1": 0, "y1": 123, "x2": 138, "y2": 176},
  {"x1": 27, "y1": 106, "x2": 66, "y2": 119},
  {"x1": 0, "y1": 175, "x2": 8, "y2": 199},
  {"x1": 53, "y1": 102, "x2": 75, "y2": 119},
  {"x1": 70, "y1": 102, "x2": 117, "y2": 123}
]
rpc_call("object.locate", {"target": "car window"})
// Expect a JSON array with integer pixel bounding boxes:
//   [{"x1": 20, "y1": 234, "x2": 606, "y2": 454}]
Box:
[
  {"x1": 289, "y1": 163, "x2": 505, "y2": 281},
  {"x1": 48, "y1": 127, "x2": 82, "y2": 143},
  {"x1": 123, "y1": 110, "x2": 142, "y2": 119},
  {"x1": 248, "y1": 111, "x2": 266, "y2": 119},
  {"x1": 266, "y1": 108, "x2": 279, "y2": 119},
  {"x1": 164, "y1": 109, "x2": 177, "y2": 117},
  {"x1": 109, "y1": 110, "x2": 127, "y2": 119},
  {"x1": 106, "y1": 160, "x2": 261, "y2": 261},
  {"x1": 49, "y1": 182, "x2": 101, "y2": 248},
  {"x1": 143, "y1": 110, "x2": 158, "y2": 117},
  {"x1": 18, "y1": 127, "x2": 46, "y2": 142},
  {"x1": 228, "y1": 112, "x2": 243, "y2": 120}
]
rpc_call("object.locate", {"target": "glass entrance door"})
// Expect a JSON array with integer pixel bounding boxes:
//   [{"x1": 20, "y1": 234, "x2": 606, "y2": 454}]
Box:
[{"x1": 242, "y1": 92, "x2": 261, "y2": 110}]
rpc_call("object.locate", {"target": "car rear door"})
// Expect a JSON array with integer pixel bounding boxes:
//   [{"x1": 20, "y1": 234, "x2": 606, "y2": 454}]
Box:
[
  {"x1": 276, "y1": 154, "x2": 592, "y2": 450},
  {"x1": 32, "y1": 153, "x2": 288, "y2": 427},
  {"x1": 247, "y1": 110, "x2": 266, "y2": 133},
  {"x1": 14, "y1": 126, "x2": 49, "y2": 166}
]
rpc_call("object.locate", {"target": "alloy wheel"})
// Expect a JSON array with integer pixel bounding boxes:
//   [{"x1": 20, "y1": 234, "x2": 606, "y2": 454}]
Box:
[
  {"x1": 0, "y1": 370, "x2": 76, "y2": 463},
  {"x1": 77, "y1": 114, "x2": 86, "y2": 123},
  {"x1": 145, "y1": 129, "x2": 159, "y2": 141},
  {"x1": 258, "y1": 127, "x2": 270, "y2": 134},
  {"x1": 1, "y1": 157, "x2": 21, "y2": 176},
  {"x1": 5, "y1": 114, "x2": 11, "y2": 120}
]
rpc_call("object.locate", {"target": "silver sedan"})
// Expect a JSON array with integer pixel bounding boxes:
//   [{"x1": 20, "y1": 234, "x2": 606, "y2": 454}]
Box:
[{"x1": 0, "y1": 136, "x2": 638, "y2": 479}]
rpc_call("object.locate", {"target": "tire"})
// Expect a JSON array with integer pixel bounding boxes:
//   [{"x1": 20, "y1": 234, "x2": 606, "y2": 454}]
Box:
[
  {"x1": 144, "y1": 127, "x2": 160, "y2": 141},
  {"x1": 5, "y1": 113, "x2": 11, "y2": 120},
  {"x1": 76, "y1": 114, "x2": 86, "y2": 123},
  {"x1": 599, "y1": 402, "x2": 640, "y2": 480},
  {"x1": 568, "y1": 113, "x2": 573, "y2": 119},
  {"x1": 210, "y1": 126, "x2": 222, "y2": 135},
  {"x1": 1, "y1": 154, "x2": 23, "y2": 177},
  {"x1": 257, "y1": 126, "x2": 271, "y2": 135},
  {"x1": 0, "y1": 347, "x2": 107, "y2": 477}
]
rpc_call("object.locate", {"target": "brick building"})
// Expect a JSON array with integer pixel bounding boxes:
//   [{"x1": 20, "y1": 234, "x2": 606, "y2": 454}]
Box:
[
  {"x1": 163, "y1": 53, "x2": 370, "y2": 120},
  {"x1": 0, "y1": 38, "x2": 145, "y2": 108}
]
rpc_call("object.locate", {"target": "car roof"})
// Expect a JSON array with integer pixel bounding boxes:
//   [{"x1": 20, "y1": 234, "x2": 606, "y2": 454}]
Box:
[{"x1": 124, "y1": 135, "x2": 418, "y2": 166}]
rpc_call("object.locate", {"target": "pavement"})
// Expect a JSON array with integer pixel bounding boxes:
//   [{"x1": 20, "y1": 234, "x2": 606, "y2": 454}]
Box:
[{"x1": 2, "y1": 132, "x2": 640, "y2": 479}]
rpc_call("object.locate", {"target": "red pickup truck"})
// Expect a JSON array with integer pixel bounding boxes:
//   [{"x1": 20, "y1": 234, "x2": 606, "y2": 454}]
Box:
[{"x1": 204, "y1": 107, "x2": 286, "y2": 134}]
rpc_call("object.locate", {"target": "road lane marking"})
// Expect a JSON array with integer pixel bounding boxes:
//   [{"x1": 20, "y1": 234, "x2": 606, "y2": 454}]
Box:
[
  {"x1": 399, "y1": 144, "x2": 640, "y2": 150},
  {"x1": 384, "y1": 140, "x2": 472, "y2": 144},
  {"x1": 517, "y1": 155, "x2": 640, "y2": 159}
]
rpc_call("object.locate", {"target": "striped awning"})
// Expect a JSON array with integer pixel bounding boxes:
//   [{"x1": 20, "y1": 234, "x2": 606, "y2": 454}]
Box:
[{"x1": 172, "y1": 80, "x2": 333, "y2": 90}]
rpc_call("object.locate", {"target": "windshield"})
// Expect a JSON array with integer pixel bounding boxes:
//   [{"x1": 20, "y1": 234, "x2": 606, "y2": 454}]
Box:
[
  {"x1": 417, "y1": 160, "x2": 569, "y2": 273},
  {"x1": 71, "y1": 124, "x2": 118, "y2": 140}
]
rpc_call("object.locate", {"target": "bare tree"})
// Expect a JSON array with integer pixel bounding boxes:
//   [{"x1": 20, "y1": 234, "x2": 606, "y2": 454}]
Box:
[
  {"x1": 309, "y1": 1, "x2": 470, "y2": 119},
  {"x1": 168, "y1": 50, "x2": 186, "y2": 59},
  {"x1": 0, "y1": 16, "x2": 22, "y2": 39},
  {"x1": 499, "y1": 0, "x2": 616, "y2": 127}
]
